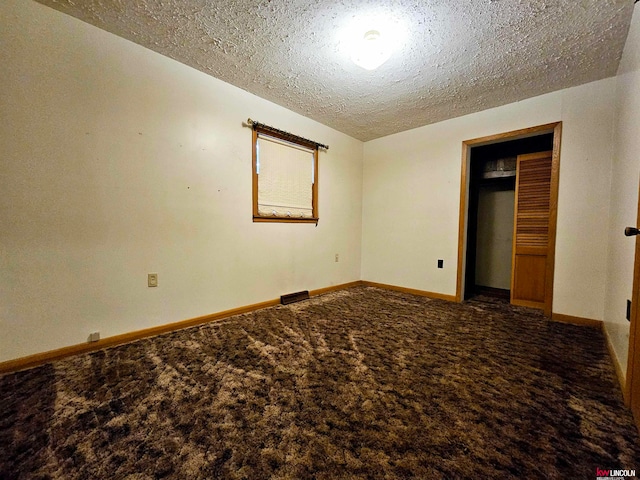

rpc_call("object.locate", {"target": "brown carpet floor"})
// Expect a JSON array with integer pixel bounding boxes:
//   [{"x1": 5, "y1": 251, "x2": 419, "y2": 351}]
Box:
[{"x1": 1, "y1": 286, "x2": 639, "y2": 479}]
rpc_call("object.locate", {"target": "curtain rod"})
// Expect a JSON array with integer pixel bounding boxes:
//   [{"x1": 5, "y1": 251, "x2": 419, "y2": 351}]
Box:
[{"x1": 247, "y1": 118, "x2": 329, "y2": 150}]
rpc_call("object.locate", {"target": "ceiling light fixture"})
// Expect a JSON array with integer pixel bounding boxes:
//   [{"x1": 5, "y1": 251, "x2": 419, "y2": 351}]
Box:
[{"x1": 351, "y1": 29, "x2": 393, "y2": 70}]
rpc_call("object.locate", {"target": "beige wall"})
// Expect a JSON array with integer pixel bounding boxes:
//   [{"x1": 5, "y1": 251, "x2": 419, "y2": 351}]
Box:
[
  {"x1": 475, "y1": 186, "x2": 514, "y2": 290},
  {"x1": 0, "y1": 1, "x2": 363, "y2": 362},
  {"x1": 604, "y1": 5, "x2": 640, "y2": 378},
  {"x1": 362, "y1": 78, "x2": 616, "y2": 320}
]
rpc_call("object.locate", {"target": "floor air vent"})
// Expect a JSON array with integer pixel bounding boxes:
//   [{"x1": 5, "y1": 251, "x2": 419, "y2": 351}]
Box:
[{"x1": 281, "y1": 290, "x2": 310, "y2": 305}]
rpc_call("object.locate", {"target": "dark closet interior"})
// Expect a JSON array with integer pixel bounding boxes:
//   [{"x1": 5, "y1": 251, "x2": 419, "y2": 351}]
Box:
[{"x1": 465, "y1": 133, "x2": 554, "y2": 300}]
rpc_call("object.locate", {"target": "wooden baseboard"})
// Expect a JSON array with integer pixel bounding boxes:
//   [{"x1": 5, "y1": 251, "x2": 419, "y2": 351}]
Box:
[
  {"x1": 0, "y1": 298, "x2": 280, "y2": 375},
  {"x1": 530, "y1": 312, "x2": 627, "y2": 395},
  {"x1": 361, "y1": 281, "x2": 457, "y2": 302},
  {"x1": 602, "y1": 325, "x2": 627, "y2": 401},
  {"x1": 1, "y1": 281, "x2": 607, "y2": 376},
  {"x1": 551, "y1": 312, "x2": 603, "y2": 328},
  {"x1": 310, "y1": 281, "x2": 364, "y2": 297},
  {"x1": 0, "y1": 281, "x2": 363, "y2": 375},
  {"x1": 557, "y1": 315, "x2": 628, "y2": 399}
]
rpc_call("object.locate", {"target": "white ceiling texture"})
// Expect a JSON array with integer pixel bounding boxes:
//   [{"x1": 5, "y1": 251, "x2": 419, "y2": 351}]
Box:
[{"x1": 36, "y1": 0, "x2": 635, "y2": 141}]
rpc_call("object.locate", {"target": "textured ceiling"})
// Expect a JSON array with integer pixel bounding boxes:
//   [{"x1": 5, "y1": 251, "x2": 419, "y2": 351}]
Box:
[{"x1": 36, "y1": 0, "x2": 634, "y2": 141}]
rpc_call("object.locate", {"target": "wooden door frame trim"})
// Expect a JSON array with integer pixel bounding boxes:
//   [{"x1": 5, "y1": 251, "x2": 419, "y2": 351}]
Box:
[
  {"x1": 624, "y1": 178, "x2": 640, "y2": 408},
  {"x1": 456, "y1": 121, "x2": 562, "y2": 318}
]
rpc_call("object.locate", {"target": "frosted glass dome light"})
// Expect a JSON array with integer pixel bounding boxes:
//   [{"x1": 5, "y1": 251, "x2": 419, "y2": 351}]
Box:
[{"x1": 351, "y1": 30, "x2": 392, "y2": 70}]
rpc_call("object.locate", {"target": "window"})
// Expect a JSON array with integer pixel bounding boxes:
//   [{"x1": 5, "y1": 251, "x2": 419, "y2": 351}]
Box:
[{"x1": 252, "y1": 125, "x2": 319, "y2": 223}]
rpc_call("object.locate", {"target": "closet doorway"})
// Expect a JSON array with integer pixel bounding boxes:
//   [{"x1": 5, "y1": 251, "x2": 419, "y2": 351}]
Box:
[{"x1": 456, "y1": 123, "x2": 562, "y2": 317}]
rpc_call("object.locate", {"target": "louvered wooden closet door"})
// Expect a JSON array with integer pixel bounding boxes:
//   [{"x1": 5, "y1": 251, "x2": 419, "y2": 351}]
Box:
[{"x1": 511, "y1": 151, "x2": 553, "y2": 309}]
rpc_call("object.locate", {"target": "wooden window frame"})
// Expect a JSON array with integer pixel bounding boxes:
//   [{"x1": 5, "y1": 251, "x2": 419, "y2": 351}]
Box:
[{"x1": 252, "y1": 126, "x2": 319, "y2": 224}]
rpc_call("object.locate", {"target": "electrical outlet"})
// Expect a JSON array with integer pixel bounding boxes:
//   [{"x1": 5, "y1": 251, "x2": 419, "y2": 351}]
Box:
[
  {"x1": 335, "y1": 254, "x2": 339, "y2": 262},
  {"x1": 437, "y1": 259, "x2": 444, "y2": 269},
  {"x1": 148, "y1": 273, "x2": 158, "y2": 287},
  {"x1": 88, "y1": 332, "x2": 100, "y2": 342}
]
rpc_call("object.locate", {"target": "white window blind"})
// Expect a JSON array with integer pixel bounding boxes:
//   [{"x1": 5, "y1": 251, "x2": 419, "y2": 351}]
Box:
[{"x1": 256, "y1": 134, "x2": 315, "y2": 218}]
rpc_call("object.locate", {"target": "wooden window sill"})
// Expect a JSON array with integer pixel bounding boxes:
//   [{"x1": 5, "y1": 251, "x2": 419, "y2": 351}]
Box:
[{"x1": 253, "y1": 216, "x2": 319, "y2": 224}]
